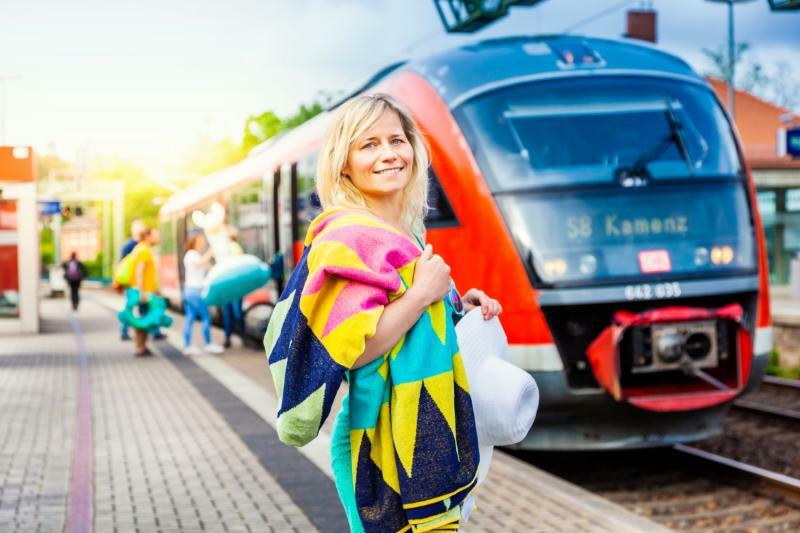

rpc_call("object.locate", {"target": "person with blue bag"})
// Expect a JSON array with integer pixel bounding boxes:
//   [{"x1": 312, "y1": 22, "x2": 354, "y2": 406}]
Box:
[{"x1": 182, "y1": 233, "x2": 224, "y2": 356}]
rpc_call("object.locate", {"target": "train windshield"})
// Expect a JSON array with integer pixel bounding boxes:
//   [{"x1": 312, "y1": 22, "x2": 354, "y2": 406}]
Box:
[
  {"x1": 455, "y1": 77, "x2": 755, "y2": 286},
  {"x1": 456, "y1": 77, "x2": 741, "y2": 188}
]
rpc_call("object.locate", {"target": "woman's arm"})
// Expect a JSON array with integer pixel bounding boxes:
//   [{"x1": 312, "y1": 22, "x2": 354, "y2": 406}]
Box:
[
  {"x1": 352, "y1": 244, "x2": 452, "y2": 369},
  {"x1": 353, "y1": 289, "x2": 428, "y2": 368}
]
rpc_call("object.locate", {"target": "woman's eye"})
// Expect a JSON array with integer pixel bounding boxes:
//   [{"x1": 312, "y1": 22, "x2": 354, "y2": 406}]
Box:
[
  {"x1": 363, "y1": 142, "x2": 376, "y2": 149},
  {"x1": 391, "y1": 138, "x2": 404, "y2": 145}
]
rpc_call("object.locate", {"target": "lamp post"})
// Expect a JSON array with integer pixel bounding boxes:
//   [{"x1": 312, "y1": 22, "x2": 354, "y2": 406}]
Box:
[{"x1": 704, "y1": 0, "x2": 756, "y2": 118}]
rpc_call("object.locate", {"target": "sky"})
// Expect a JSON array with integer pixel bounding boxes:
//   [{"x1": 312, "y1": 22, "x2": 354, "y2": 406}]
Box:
[{"x1": 0, "y1": 0, "x2": 798, "y2": 177}]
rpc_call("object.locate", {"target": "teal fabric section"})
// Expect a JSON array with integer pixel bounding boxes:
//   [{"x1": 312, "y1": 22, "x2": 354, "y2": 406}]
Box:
[
  {"x1": 347, "y1": 356, "x2": 387, "y2": 429},
  {"x1": 331, "y1": 395, "x2": 365, "y2": 533},
  {"x1": 389, "y1": 309, "x2": 454, "y2": 385}
]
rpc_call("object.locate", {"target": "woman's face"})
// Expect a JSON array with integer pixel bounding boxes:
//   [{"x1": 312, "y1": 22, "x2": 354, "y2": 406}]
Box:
[{"x1": 343, "y1": 110, "x2": 414, "y2": 205}]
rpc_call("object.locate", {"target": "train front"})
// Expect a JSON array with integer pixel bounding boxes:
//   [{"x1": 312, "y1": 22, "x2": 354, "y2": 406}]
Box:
[{"x1": 416, "y1": 36, "x2": 772, "y2": 449}]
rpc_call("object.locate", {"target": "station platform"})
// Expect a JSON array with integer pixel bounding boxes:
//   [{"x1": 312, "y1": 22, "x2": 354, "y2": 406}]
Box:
[{"x1": 0, "y1": 290, "x2": 665, "y2": 532}]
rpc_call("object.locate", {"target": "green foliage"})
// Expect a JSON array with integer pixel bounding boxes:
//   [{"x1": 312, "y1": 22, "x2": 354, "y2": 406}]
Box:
[
  {"x1": 241, "y1": 99, "x2": 326, "y2": 153},
  {"x1": 180, "y1": 136, "x2": 247, "y2": 180},
  {"x1": 89, "y1": 157, "x2": 170, "y2": 232},
  {"x1": 83, "y1": 251, "x2": 105, "y2": 279},
  {"x1": 767, "y1": 348, "x2": 800, "y2": 379},
  {"x1": 40, "y1": 225, "x2": 55, "y2": 267}
]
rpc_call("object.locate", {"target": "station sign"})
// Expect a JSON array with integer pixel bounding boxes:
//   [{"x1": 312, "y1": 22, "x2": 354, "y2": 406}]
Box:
[
  {"x1": 768, "y1": 0, "x2": 800, "y2": 10},
  {"x1": 788, "y1": 127, "x2": 800, "y2": 158},
  {"x1": 38, "y1": 200, "x2": 61, "y2": 216}
]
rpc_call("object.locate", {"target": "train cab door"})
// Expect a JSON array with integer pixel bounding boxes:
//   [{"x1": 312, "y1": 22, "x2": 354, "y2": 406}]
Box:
[
  {"x1": 278, "y1": 162, "x2": 298, "y2": 270},
  {"x1": 266, "y1": 162, "x2": 297, "y2": 295}
]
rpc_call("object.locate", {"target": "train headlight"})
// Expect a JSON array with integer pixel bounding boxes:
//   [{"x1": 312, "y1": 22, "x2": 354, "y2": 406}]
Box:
[
  {"x1": 694, "y1": 247, "x2": 709, "y2": 266},
  {"x1": 711, "y1": 245, "x2": 734, "y2": 265},
  {"x1": 579, "y1": 254, "x2": 597, "y2": 275},
  {"x1": 543, "y1": 258, "x2": 568, "y2": 278}
]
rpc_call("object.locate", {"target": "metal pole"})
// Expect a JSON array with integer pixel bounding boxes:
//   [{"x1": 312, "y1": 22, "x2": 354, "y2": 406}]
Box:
[{"x1": 728, "y1": 0, "x2": 736, "y2": 117}]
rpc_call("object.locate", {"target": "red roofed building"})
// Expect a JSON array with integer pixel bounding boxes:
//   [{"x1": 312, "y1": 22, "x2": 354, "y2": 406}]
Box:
[{"x1": 708, "y1": 78, "x2": 800, "y2": 285}]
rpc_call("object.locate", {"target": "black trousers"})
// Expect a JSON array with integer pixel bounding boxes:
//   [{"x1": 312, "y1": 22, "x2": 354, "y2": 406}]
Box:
[{"x1": 68, "y1": 281, "x2": 81, "y2": 310}]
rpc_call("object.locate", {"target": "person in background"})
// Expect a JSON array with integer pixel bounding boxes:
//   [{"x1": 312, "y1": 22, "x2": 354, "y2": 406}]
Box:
[
  {"x1": 62, "y1": 251, "x2": 87, "y2": 311},
  {"x1": 120, "y1": 219, "x2": 165, "y2": 341},
  {"x1": 129, "y1": 227, "x2": 161, "y2": 357},
  {"x1": 182, "y1": 233, "x2": 224, "y2": 356},
  {"x1": 221, "y1": 226, "x2": 245, "y2": 348}
]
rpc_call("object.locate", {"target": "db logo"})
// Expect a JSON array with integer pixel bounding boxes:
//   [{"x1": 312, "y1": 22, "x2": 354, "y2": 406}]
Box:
[{"x1": 638, "y1": 250, "x2": 671, "y2": 273}]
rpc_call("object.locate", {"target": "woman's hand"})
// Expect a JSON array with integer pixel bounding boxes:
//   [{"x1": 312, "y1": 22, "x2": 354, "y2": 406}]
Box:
[
  {"x1": 407, "y1": 244, "x2": 451, "y2": 307},
  {"x1": 462, "y1": 288, "x2": 502, "y2": 320}
]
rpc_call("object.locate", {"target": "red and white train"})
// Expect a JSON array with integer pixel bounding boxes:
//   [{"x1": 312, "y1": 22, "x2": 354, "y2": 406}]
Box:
[{"x1": 159, "y1": 35, "x2": 772, "y2": 449}]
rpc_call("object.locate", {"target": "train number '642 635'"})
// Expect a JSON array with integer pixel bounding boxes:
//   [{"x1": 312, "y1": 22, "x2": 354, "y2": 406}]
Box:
[{"x1": 624, "y1": 282, "x2": 682, "y2": 301}]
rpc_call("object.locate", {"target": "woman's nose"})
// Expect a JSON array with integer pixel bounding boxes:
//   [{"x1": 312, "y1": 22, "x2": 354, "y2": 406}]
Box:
[{"x1": 379, "y1": 141, "x2": 398, "y2": 160}]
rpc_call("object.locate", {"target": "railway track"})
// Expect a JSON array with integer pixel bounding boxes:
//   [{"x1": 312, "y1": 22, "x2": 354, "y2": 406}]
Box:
[
  {"x1": 521, "y1": 377, "x2": 800, "y2": 530},
  {"x1": 733, "y1": 375, "x2": 800, "y2": 423},
  {"x1": 522, "y1": 445, "x2": 800, "y2": 531}
]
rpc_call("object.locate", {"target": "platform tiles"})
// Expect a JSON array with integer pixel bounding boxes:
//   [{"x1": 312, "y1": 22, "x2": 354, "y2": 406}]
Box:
[{"x1": 0, "y1": 291, "x2": 666, "y2": 532}]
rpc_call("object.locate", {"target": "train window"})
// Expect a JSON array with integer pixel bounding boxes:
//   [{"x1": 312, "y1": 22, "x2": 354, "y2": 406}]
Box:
[
  {"x1": 158, "y1": 219, "x2": 177, "y2": 256},
  {"x1": 229, "y1": 182, "x2": 269, "y2": 260},
  {"x1": 426, "y1": 168, "x2": 458, "y2": 228},
  {"x1": 456, "y1": 77, "x2": 742, "y2": 191},
  {"x1": 295, "y1": 153, "x2": 322, "y2": 241}
]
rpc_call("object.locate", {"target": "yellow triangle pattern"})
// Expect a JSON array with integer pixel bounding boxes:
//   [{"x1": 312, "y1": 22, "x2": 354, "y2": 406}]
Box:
[
  {"x1": 451, "y1": 352, "x2": 470, "y2": 394},
  {"x1": 389, "y1": 335, "x2": 405, "y2": 360},
  {"x1": 306, "y1": 239, "x2": 373, "y2": 279},
  {"x1": 369, "y1": 403, "x2": 401, "y2": 494},
  {"x1": 426, "y1": 300, "x2": 447, "y2": 345},
  {"x1": 350, "y1": 428, "x2": 365, "y2": 490},
  {"x1": 298, "y1": 273, "x2": 349, "y2": 340},
  {"x1": 423, "y1": 372, "x2": 457, "y2": 440},
  {"x1": 317, "y1": 307, "x2": 383, "y2": 368},
  {"x1": 391, "y1": 380, "x2": 422, "y2": 479}
]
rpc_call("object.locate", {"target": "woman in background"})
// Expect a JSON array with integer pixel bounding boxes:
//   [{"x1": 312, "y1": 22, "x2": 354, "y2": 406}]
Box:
[{"x1": 182, "y1": 233, "x2": 224, "y2": 356}]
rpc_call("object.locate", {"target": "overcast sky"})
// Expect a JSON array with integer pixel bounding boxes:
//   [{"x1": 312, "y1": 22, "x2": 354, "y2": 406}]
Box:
[{"x1": 0, "y1": 0, "x2": 798, "y2": 175}]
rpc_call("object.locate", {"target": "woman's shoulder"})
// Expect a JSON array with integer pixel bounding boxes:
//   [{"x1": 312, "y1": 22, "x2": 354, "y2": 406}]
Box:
[{"x1": 304, "y1": 207, "x2": 400, "y2": 247}]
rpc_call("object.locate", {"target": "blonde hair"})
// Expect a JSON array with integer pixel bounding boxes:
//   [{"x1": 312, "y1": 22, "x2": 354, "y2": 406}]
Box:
[{"x1": 316, "y1": 93, "x2": 430, "y2": 234}]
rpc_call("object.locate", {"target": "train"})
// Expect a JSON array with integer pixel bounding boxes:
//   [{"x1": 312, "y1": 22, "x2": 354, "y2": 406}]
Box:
[{"x1": 158, "y1": 34, "x2": 772, "y2": 450}]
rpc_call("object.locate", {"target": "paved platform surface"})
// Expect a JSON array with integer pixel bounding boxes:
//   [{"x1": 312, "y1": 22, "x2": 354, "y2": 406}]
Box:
[{"x1": 0, "y1": 290, "x2": 665, "y2": 532}]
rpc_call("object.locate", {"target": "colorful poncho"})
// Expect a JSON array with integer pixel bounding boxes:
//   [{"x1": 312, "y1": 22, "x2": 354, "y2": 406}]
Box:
[{"x1": 264, "y1": 208, "x2": 479, "y2": 532}]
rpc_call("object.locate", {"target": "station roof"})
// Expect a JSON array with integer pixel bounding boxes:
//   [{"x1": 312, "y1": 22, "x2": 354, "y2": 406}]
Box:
[
  {"x1": 405, "y1": 34, "x2": 701, "y2": 109},
  {"x1": 707, "y1": 77, "x2": 800, "y2": 170}
]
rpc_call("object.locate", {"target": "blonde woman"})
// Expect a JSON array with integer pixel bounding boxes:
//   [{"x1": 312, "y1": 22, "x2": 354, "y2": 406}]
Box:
[{"x1": 264, "y1": 94, "x2": 501, "y2": 531}]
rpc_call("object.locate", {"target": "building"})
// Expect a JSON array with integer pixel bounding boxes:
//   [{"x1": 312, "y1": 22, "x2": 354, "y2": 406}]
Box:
[
  {"x1": 61, "y1": 215, "x2": 102, "y2": 262},
  {"x1": 708, "y1": 78, "x2": 800, "y2": 286},
  {"x1": 0, "y1": 146, "x2": 39, "y2": 333}
]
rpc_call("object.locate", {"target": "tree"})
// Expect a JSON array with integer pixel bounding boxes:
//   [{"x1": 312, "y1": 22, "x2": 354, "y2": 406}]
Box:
[
  {"x1": 703, "y1": 41, "x2": 800, "y2": 113},
  {"x1": 181, "y1": 136, "x2": 247, "y2": 181},
  {"x1": 89, "y1": 156, "x2": 170, "y2": 232},
  {"x1": 241, "y1": 97, "x2": 328, "y2": 152}
]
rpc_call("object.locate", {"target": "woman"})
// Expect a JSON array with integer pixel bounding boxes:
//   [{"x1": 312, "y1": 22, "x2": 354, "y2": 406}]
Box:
[
  {"x1": 62, "y1": 251, "x2": 87, "y2": 311},
  {"x1": 182, "y1": 233, "x2": 224, "y2": 356},
  {"x1": 265, "y1": 94, "x2": 501, "y2": 532}
]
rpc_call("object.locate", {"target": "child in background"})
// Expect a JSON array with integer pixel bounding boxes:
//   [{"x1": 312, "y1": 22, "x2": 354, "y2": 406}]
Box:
[{"x1": 182, "y1": 233, "x2": 224, "y2": 356}]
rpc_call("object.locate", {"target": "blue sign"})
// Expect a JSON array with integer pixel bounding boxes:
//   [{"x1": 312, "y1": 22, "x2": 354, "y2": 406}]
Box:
[
  {"x1": 38, "y1": 200, "x2": 61, "y2": 216},
  {"x1": 788, "y1": 127, "x2": 800, "y2": 158}
]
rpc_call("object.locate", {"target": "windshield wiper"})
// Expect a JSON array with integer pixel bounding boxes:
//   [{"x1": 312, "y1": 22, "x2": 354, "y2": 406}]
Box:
[
  {"x1": 615, "y1": 99, "x2": 694, "y2": 185},
  {"x1": 664, "y1": 99, "x2": 693, "y2": 171}
]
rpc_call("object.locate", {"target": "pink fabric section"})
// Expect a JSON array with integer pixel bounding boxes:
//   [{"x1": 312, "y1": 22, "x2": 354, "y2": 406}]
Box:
[
  {"x1": 303, "y1": 265, "x2": 402, "y2": 296},
  {"x1": 307, "y1": 210, "x2": 351, "y2": 242},
  {"x1": 321, "y1": 280, "x2": 389, "y2": 337},
  {"x1": 316, "y1": 224, "x2": 420, "y2": 273}
]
